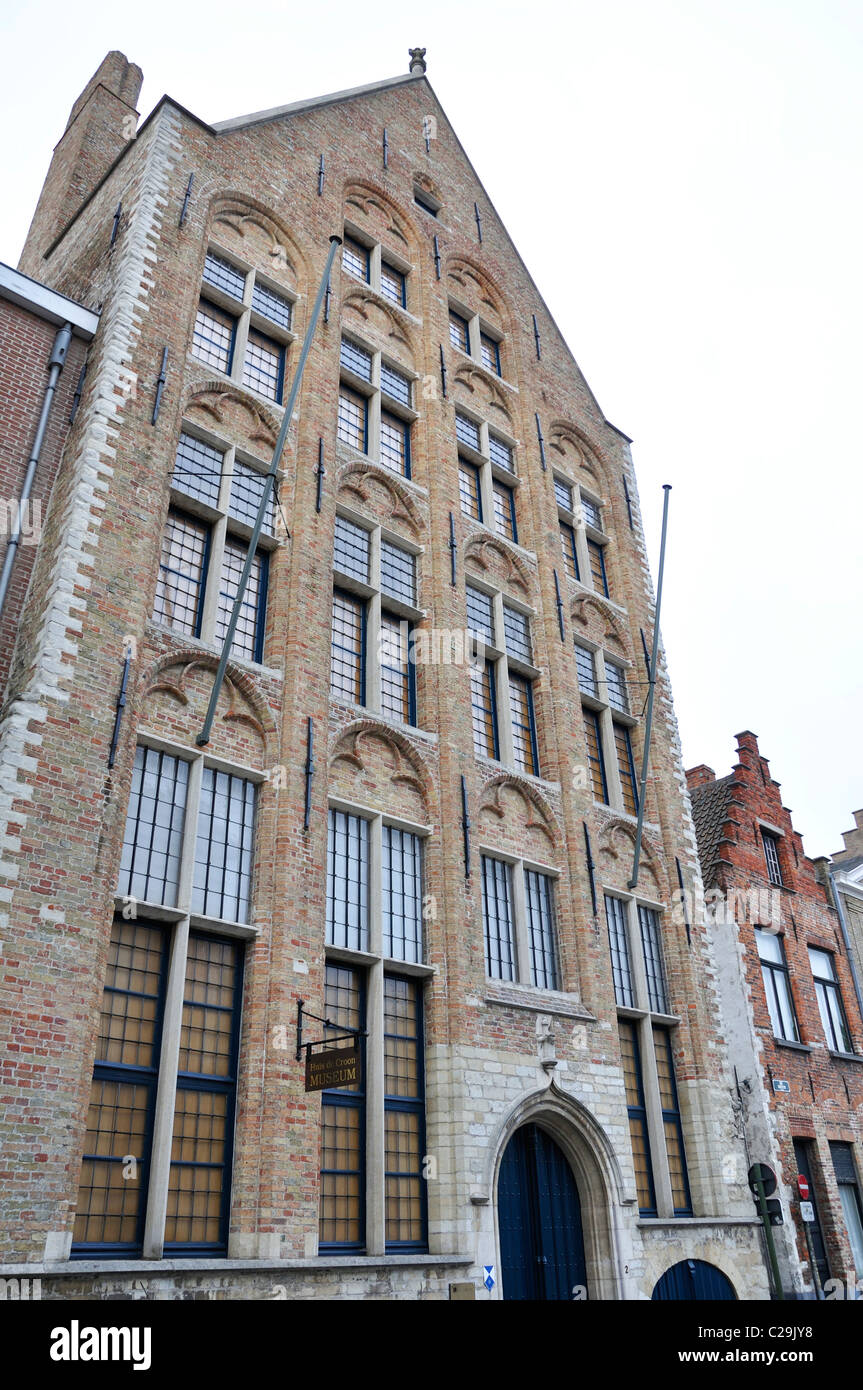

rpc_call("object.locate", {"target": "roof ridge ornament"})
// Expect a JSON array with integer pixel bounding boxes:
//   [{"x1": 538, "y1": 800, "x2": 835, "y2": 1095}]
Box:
[{"x1": 409, "y1": 47, "x2": 427, "y2": 75}]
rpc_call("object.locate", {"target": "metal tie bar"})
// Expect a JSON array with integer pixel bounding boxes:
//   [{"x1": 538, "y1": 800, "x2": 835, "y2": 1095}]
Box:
[
  {"x1": 196, "y1": 234, "x2": 343, "y2": 747},
  {"x1": 461, "y1": 776, "x2": 472, "y2": 878},
  {"x1": 535, "y1": 412, "x2": 546, "y2": 469},
  {"x1": 151, "y1": 347, "x2": 169, "y2": 425},
  {"x1": 303, "y1": 718, "x2": 315, "y2": 830},
  {"x1": 583, "y1": 822, "x2": 598, "y2": 915},
  {"x1": 439, "y1": 344, "x2": 447, "y2": 397},
  {"x1": 553, "y1": 568, "x2": 565, "y2": 641},
  {"x1": 110, "y1": 202, "x2": 122, "y2": 246},
  {"x1": 315, "y1": 438, "x2": 325, "y2": 513},
  {"x1": 474, "y1": 202, "x2": 482, "y2": 243},
  {"x1": 448, "y1": 511, "x2": 457, "y2": 586},
  {"x1": 532, "y1": 313, "x2": 541, "y2": 360},
  {"x1": 179, "y1": 173, "x2": 194, "y2": 228}
]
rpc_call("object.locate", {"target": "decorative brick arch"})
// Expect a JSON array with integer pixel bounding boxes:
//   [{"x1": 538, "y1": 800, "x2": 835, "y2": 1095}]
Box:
[
  {"x1": 547, "y1": 420, "x2": 612, "y2": 496},
  {"x1": 183, "y1": 380, "x2": 280, "y2": 452},
  {"x1": 464, "y1": 533, "x2": 532, "y2": 598},
  {"x1": 452, "y1": 364, "x2": 513, "y2": 426},
  {"x1": 329, "y1": 719, "x2": 433, "y2": 817},
  {"x1": 596, "y1": 817, "x2": 667, "y2": 899},
  {"x1": 477, "y1": 773, "x2": 561, "y2": 849},
  {"x1": 139, "y1": 649, "x2": 276, "y2": 762},
  {"x1": 343, "y1": 179, "x2": 419, "y2": 256},
  {"x1": 570, "y1": 592, "x2": 631, "y2": 660},
  {"x1": 336, "y1": 459, "x2": 424, "y2": 536},
  {"x1": 208, "y1": 190, "x2": 307, "y2": 285},
  {"x1": 341, "y1": 285, "x2": 417, "y2": 361},
  {"x1": 445, "y1": 254, "x2": 514, "y2": 339}
]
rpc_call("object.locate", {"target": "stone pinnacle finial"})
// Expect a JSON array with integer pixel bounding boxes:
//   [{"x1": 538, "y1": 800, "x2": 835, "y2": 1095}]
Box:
[{"x1": 409, "y1": 47, "x2": 427, "y2": 75}]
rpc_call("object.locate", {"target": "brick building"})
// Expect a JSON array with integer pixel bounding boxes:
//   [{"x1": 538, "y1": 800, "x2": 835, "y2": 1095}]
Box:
[
  {"x1": 0, "y1": 263, "x2": 97, "y2": 696},
  {"x1": 824, "y1": 810, "x2": 863, "y2": 1008},
  {"x1": 688, "y1": 736, "x2": 863, "y2": 1297},
  {"x1": 0, "y1": 48, "x2": 770, "y2": 1300}
]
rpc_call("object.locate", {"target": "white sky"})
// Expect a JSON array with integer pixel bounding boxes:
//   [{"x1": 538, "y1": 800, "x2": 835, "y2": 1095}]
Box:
[{"x1": 2, "y1": 0, "x2": 860, "y2": 858}]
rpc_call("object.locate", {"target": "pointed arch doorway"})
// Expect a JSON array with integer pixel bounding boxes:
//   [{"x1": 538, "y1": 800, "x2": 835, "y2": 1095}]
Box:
[{"x1": 497, "y1": 1123, "x2": 588, "y2": 1300}]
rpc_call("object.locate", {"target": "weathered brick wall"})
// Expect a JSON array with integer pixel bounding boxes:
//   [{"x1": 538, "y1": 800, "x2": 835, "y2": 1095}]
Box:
[{"x1": 0, "y1": 300, "x2": 87, "y2": 697}]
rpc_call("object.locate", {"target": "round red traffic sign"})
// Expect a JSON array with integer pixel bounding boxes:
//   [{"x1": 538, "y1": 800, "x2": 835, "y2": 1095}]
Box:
[{"x1": 797, "y1": 1175, "x2": 810, "y2": 1201}]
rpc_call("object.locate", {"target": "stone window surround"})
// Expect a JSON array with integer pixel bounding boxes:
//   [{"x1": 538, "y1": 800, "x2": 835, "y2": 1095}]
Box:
[
  {"x1": 331, "y1": 505, "x2": 425, "y2": 726},
  {"x1": 106, "y1": 729, "x2": 265, "y2": 1261},
  {"x1": 605, "y1": 887, "x2": 689, "y2": 1220},
  {"x1": 555, "y1": 469, "x2": 613, "y2": 599},
  {"x1": 455, "y1": 406, "x2": 521, "y2": 543},
  {"x1": 478, "y1": 845, "x2": 562, "y2": 992},
  {"x1": 341, "y1": 219, "x2": 413, "y2": 312},
  {"x1": 325, "y1": 796, "x2": 435, "y2": 1257},
  {"x1": 447, "y1": 293, "x2": 507, "y2": 382},
  {"x1": 466, "y1": 575, "x2": 541, "y2": 775},
  {"x1": 577, "y1": 639, "x2": 639, "y2": 817},
  {"x1": 159, "y1": 420, "x2": 283, "y2": 668},
  {"x1": 338, "y1": 332, "x2": 420, "y2": 474},
  {"x1": 192, "y1": 241, "x2": 297, "y2": 405}
]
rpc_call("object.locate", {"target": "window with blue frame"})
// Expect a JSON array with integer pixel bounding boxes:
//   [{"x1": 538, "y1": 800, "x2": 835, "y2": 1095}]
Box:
[
  {"x1": 481, "y1": 854, "x2": 560, "y2": 990},
  {"x1": 380, "y1": 260, "x2": 406, "y2": 308},
  {"x1": 192, "y1": 299, "x2": 236, "y2": 374},
  {"x1": 242, "y1": 327, "x2": 285, "y2": 403},
  {"x1": 319, "y1": 962, "x2": 366, "y2": 1251},
  {"x1": 161, "y1": 430, "x2": 277, "y2": 665},
  {"x1": 653, "y1": 1026, "x2": 692, "y2": 1215},
  {"x1": 321, "y1": 808, "x2": 428, "y2": 1253},
  {"x1": 331, "y1": 515, "x2": 421, "y2": 725},
  {"x1": 619, "y1": 1019, "x2": 657, "y2": 1215},
  {"x1": 608, "y1": 894, "x2": 691, "y2": 1219},
  {"x1": 75, "y1": 736, "x2": 255, "y2": 1258},
  {"x1": 73, "y1": 917, "x2": 168, "y2": 1255}
]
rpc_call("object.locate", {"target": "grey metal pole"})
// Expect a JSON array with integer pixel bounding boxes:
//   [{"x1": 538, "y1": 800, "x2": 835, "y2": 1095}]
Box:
[
  {"x1": 0, "y1": 322, "x2": 72, "y2": 617},
  {"x1": 628, "y1": 484, "x2": 671, "y2": 889},
  {"x1": 196, "y1": 235, "x2": 342, "y2": 747}
]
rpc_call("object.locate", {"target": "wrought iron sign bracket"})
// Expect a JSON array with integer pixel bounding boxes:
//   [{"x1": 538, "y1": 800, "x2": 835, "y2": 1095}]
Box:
[{"x1": 296, "y1": 1000, "x2": 366, "y2": 1062}]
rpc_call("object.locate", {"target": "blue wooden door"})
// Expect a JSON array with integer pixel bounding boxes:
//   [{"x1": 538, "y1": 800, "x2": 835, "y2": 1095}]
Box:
[
  {"x1": 652, "y1": 1260, "x2": 737, "y2": 1300},
  {"x1": 498, "y1": 1124, "x2": 587, "y2": 1300}
]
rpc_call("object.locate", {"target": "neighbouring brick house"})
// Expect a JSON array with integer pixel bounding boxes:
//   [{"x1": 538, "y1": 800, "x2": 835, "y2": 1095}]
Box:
[
  {"x1": 0, "y1": 264, "x2": 97, "y2": 696},
  {"x1": 688, "y1": 736, "x2": 863, "y2": 1297},
  {"x1": 0, "y1": 47, "x2": 770, "y2": 1300}
]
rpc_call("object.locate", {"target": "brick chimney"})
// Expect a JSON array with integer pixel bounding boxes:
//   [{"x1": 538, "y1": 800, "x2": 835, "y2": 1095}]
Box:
[
  {"x1": 19, "y1": 52, "x2": 142, "y2": 276},
  {"x1": 685, "y1": 765, "x2": 715, "y2": 790}
]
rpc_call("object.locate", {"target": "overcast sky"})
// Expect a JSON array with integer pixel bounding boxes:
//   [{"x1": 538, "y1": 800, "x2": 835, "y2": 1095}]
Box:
[{"x1": 2, "y1": 0, "x2": 860, "y2": 858}]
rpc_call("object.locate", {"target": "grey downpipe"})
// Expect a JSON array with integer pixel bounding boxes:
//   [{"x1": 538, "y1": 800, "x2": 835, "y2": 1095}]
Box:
[{"x1": 0, "y1": 321, "x2": 73, "y2": 616}]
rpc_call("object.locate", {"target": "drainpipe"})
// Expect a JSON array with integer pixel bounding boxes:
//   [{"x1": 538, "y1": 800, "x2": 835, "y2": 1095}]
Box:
[
  {"x1": 0, "y1": 320, "x2": 73, "y2": 616},
  {"x1": 826, "y1": 866, "x2": 863, "y2": 1027}
]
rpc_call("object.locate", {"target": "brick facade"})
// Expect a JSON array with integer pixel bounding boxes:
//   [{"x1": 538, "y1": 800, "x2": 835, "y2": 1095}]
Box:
[
  {"x1": 688, "y1": 734, "x2": 863, "y2": 1297},
  {"x1": 0, "y1": 50, "x2": 769, "y2": 1299}
]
